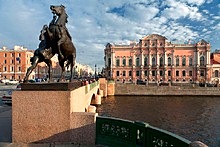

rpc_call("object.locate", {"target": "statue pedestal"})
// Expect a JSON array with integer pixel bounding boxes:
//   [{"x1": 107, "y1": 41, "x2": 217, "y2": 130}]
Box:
[{"x1": 12, "y1": 82, "x2": 98, "y2": 144}]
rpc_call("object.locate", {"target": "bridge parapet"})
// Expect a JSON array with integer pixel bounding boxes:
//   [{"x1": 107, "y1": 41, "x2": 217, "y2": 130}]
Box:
[
  {"x1": 12, "y1": 81, "x2": 100, "y2": 144},
  {"x1": 96, "y1": 116, "x2": 191, "y2": 146}
]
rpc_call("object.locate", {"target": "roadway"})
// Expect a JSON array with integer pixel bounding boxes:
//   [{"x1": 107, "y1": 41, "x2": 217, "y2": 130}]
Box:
[{"x1": 0, "y1": 84, "x2": 14, "y2": 143}]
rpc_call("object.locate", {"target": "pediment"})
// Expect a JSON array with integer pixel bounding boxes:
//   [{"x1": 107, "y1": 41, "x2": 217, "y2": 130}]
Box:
[{"x1": 141, "y1": 34, "x2": 167, "y2": 40}]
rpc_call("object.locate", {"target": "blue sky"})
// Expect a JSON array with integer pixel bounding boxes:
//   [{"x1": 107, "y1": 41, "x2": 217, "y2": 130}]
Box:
[{"x1": 0, "y1": 0, "x2": 220, "y2": 68}]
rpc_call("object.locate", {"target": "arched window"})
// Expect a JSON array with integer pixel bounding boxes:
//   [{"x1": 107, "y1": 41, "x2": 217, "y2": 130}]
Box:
[
  {"x1": 176, "y1": 57, "x2": 179, "y2": 66},
  {"x1": 168, "y1": 57, "x2": 171, "y2": 66},
  {"x1": 200, "y1": 56, "x2": 205, "y2": 66},
  {"x1": 182, "y1": 70, "x2": 186, "y2": 76},
  {"x1": 182, "y1": 57, "x2": 186, "y2": 66},
  {"x1": 116, "y1": 58, "x2": 120, "y2": 66},
  {"x1": 122, "y1": 58, "x2": 126, "y2": 66},
  {"x1": 129, "y1": 58, "x2": 132, "y2": 66},
  {"x1": 189, "y1": 57, "x2": 193, "y2": 66},
  {"x1": 144, "y1": 56, "x2": 148, "y2": 66},
  {"x1": 152, "y1": 57, "x2": 156, "y2": 66},
  {"x1": 136, "y1": 57, "x2": 140, "y2": 66},
  {"x1": 108, "y1": 58, "x2": 111, "y2": 67},
  {"x1": 159, "y1": 57, "x2": 163, "y2": 66},
  {"x1": 215, "y1": 70, "x2": 219, "y2": 77}
]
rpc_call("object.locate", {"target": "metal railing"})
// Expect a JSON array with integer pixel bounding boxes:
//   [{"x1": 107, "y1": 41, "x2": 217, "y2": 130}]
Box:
[{"x1": 96, "y1": 116, "x2": 191, "y2": 147}]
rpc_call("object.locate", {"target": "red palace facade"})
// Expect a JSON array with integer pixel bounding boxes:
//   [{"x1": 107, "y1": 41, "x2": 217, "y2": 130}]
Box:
[{"x1": 104, "y1": 34, "x2": 213, "y2": 84}]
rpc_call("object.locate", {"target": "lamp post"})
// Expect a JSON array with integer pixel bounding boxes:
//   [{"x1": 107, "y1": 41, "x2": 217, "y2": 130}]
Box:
[{"x1": 95, "y1": 64, "x2": 97, "y2": 77}]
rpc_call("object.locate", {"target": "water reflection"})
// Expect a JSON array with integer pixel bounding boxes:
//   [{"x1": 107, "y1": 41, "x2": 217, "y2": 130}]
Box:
[{"x1": 96, "y1": 96, "x2": 220, "y2": 147}]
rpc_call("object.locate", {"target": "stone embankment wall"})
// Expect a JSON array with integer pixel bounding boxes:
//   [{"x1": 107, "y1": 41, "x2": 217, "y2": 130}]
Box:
[{"x1": 114, "y1": 83, "x2": 220, "y2": 96}]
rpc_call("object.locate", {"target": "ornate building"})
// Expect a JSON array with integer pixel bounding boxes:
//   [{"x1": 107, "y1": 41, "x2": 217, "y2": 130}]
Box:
[{"x1": 104, "y1": 34, "x2": 212, "y2": 84}]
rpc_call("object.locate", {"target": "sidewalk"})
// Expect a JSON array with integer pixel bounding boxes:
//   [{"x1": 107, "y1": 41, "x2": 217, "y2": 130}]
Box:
[
  {"x1": 0, "y1": 107, "x2": 12, "y2": 143},
  {"x1": 0, "y1": 107, "x2": 105, "y2": 147}
]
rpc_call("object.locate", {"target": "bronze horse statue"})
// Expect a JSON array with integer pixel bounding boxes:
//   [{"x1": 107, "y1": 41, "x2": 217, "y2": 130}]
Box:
[{"x1": 23, "y1": 5, "x2": 76, "y2": 83}]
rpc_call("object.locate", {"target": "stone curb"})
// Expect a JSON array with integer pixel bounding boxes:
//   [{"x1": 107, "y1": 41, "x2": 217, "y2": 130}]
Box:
[{"x1": 0, "y1": 143, "x2": 105, "y2": 147}]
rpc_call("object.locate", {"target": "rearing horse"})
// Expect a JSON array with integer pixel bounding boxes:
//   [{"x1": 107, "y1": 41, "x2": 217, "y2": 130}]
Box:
[
  {"x1": 46, "y1": 5, "x2": 76, "y2": 82},
  {"x1": 24, "y1": 5, "x2": 76, "y2": 83}
]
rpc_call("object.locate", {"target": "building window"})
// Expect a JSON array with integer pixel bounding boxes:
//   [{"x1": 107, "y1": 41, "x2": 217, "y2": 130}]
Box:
[
  {"x1": 116, "y1": 59, "x2": 120, "y2": 67},
  {"x1": 189, "y1": 57, "x2": 193, "y2": 66},
  {"x1": 214, "y1": 70, "x2": 218, "y2": 77},
  {"x1": 160, "y1": 70, "x2": 163, "y2": 76},
  {"x1": 145, "y1": 70, "x2": 148, "y2": 76},
  {"x1": 182, "y1": 57, "x2": 186, "y2": 66},
  {"x1": 159, "y1": 57, "x2": 163, "y2": 66},
  {"x1": 152, "y1": 57, "x2": 156, "y2": 66},
  {"x1": 12, "y1": 59, "x2": 14, "y2": 64},
  {"x1": 129, "y1": 71, "x2": 132, "y2": 76},
  {"x1": 122, "y1": 71, "x2": 126, "y2": 76},
  {"x1": 182, "y1": 70, "x2": 186, "y2": 76},
  {"x1": 108, "y1": 58, "x2": 111, "y2": 67},
  {"x1": 176, "y1": 57, "x2": 179, "y2": 66},
  {"x1": 136, "y1": 70, "x2": 140, "y2": 76},
  {"x1": 122, "y1": 58, "x2": 126, "y2": 66},
  {"x1": 168, "y1": 70, "x2": 171, "y2": 76},
  {"x1": 4, "y1": 53, "x2": 7, "y2": 57},
  {"x1": 152, "y1": 70, "x2": 156, "y2": 76},
  {"x1": 136, "y1": 57, "x2": 140, "y2": 66},
  {"x1": 4, "y1": 66, "x2": 6, "y2": 71},
  {"x1": 189, "y1": 71, "x2": 192, "y2": 76},
  {"x1": 200, "y1": 56, "x2": 205, "y2": 66},
  {"x1": 4, "y1": 60, "x2": 7, "y2": 64},
  {"x1": 144, "y1": 56, "x2": 148, "y2": 66},
  {"x1": 168, "y1": 57, "x2": 171, "y2": 66},
  {"x1": 200, "y1": 70, "x2": 205, "y2": 76},
  {"x1": 18, "y1": 66, "x2": 21, "y2": 72},
  {"x1": 129, "y1": 58, "x2": 132, "y2": 66},
  {"x1": 116, "y1": 71, "x2": 120, "y2": 76},
  {"x1": 176, "y1": 70, "x2": 179, "y2": 76}
]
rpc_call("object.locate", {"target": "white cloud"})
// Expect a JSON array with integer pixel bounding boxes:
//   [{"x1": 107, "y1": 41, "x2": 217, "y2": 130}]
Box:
[
  {"x1": 180, "y1": 0, "x2": 206, "y2": 6},
  {"x1": 162, "y1": 0, "x2": 204, "y2": 21},
  {"x1": 0, "y1": 0, "x2": 219, "y2": 67}
]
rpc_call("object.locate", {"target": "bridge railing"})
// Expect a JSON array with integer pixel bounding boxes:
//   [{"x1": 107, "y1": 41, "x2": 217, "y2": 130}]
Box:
[
  {"x1": 85, "y1": 81, "x2": 99, "y2": 94},
  {"x1": 96, "y1": 116, "x2": 191, "y2": 147}
]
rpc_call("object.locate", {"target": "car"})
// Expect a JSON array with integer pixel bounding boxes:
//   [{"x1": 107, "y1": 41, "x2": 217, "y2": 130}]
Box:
[
  {"x1": 0, "y1": 79, "x2": 10, "y2": 83},
  {"x1": 5, "y1": 79, "x2": 19, "y2": 85},
  {"x1": 2, "y1": 90, "x2": 13, "y2": 105},
  {"x1": 1, "y1": 84, "x2": 21, "y2": 105},
  {"x1": 137, "y1": 79, "x2": 146, "y2": 85},
  {"x1": 159, "y1": 82, "x2": 169, "y2": 86}
]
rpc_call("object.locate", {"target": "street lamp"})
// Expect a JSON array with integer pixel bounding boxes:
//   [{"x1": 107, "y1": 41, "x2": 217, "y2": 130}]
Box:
[{"x1": 95, "y1": 64, "x2": 97, "y2": 77}]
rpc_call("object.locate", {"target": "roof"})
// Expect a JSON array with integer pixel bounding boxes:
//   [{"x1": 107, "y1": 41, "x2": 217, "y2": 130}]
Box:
[{"x1": 141, "y1": 34, "x2": 167, "y2": 40}]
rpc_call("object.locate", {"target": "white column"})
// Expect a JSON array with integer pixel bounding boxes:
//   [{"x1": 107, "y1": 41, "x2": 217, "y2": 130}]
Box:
[
  {"x1": 197, "y1": 50, "x2": 200, "y2": 65},
  {"x1": 111, "y1": 52, "x2": 115, "y2": 67},
  {"x1": 149, "y1": 53, "x2": 152, "y2": 65},
  {"x1": 141, "y1": 52, "x2": 144, "y2": 66},
  {"x1": 157, "y1": 52, "x2": 159, "y2": 66}
]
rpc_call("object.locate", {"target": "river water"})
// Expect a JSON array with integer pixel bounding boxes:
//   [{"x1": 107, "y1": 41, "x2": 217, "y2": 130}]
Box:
[{"x1": 96, "y1": 95, "x2": 220, "y2": 147}]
